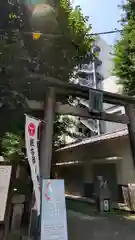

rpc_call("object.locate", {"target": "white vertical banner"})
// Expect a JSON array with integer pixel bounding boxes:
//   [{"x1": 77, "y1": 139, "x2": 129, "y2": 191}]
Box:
[{"x1": 25, "y1": 114, "x2": 40, "y2": 215}]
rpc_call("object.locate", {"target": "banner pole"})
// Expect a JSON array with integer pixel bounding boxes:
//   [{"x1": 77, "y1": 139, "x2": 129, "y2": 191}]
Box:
[{"x1": 27, "y1": 192, "x2": 34, "y2": 240}]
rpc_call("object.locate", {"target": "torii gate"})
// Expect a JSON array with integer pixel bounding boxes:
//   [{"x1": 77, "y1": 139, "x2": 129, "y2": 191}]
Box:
[{"x1": 39, "y1": 78, "x2": 135, "y2": 179}]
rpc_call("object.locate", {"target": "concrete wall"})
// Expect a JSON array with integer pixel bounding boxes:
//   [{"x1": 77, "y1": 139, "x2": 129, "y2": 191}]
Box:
[
  {"x1": 95, "y1": 36, "x2": 113, "y2": 79},
  {"x1": 101, "y1": 76, "x2": 122, "y2": 94}
]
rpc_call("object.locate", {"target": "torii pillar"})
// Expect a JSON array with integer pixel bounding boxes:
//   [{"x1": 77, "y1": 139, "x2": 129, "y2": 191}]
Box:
[
  {"x1": 125, "y1": 104, "x2": 135, "y2": 168},
  {"x1": 40, "y1": 87, "x2": 56, "y2": 179}
]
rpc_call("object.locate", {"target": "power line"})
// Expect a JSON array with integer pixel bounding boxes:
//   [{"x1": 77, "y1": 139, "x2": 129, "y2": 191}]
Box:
[{"x1": 89, "y1": 29, "x2": 123, "y2": 36}]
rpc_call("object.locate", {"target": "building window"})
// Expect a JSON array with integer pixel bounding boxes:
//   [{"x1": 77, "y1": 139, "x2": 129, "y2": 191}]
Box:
[{"x1": 78, "y1": 127, "x2": 83, "y2": 133}]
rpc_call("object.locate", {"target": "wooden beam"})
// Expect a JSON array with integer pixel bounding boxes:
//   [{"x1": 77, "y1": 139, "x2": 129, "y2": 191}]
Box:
[
  {"x1": 56, "y1": 103, "x2": 129, "y2": 124},
  {"x1": 27, "y1": 73, "x2": 135, "y2": 105}
]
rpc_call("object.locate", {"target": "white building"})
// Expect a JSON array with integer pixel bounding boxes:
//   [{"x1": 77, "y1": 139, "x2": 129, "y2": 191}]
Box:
[
  {"x1": 76, "y1": 36, "x2": 113, "y2": 89},
  {"x1": 95, "y1": 36, "x2": 113, "y2": 80},
  {"x1": 63, "y1": 36, "x2": 124, "y2": 144}
]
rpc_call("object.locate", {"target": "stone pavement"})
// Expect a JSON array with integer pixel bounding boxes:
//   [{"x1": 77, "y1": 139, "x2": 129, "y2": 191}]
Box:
[{"x1": 67, "y1": 211, "x2": 135, "y2": 240}]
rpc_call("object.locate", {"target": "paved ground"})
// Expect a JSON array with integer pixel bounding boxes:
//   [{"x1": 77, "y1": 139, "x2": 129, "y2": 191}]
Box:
[{"x1": 67, "y1": 211, "x2": 135, "y2": 240}]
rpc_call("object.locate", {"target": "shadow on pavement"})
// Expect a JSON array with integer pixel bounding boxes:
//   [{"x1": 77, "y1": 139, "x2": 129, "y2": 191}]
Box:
[{"x1": 66, "y1": 199, "x2": 135, "y2": 240}]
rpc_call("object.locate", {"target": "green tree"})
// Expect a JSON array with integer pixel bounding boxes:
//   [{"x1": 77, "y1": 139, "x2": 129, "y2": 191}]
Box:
[
  {"x1": 1, "y1": 132, "x2": 23, "y2": 162},
  {"x1": 113, "y1": 0, "x2": 135, "y2": 95},
  {"x1": 0, "y1": 0, "x2": 93, "y2": 146}
]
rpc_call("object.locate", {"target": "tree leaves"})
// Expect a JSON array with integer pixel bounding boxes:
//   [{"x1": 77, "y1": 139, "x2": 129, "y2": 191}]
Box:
[
  {"x1": 0, "y1": 0, "x2": 93, "y2": 148},
  {"x1": 1, "y1": 132, "x2": 23, "y2": 162},
  {"x1": 113, "y1": 0, "x2": 135, "y2": 95},
  {"x1": 53, "y1": 115, "x2": 76, "y2": 147}
]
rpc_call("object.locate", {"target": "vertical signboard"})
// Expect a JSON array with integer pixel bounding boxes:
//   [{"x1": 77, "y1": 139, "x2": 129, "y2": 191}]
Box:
[
  {"x1": 0, "y1": 165, "x2": 12, "y2": 222},
  {"x1": 89, "y1": 89, "x2": 103, "y2": 113},
  {"x1": 40, "y1": 179, "x2": 68, "y2": 240},
  {"x1": 25, "y1": 114, "x2": 40, "y2": 215}
]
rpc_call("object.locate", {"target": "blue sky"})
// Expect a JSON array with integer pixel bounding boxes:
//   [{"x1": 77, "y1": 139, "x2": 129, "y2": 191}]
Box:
[{"x1": 73, "y1": 0, "x2": 122, "y2": 45}]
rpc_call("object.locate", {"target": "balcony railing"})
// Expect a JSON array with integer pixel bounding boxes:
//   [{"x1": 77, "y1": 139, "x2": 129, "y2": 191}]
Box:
[{"x1": 77, "y1": 77, "x2": 94, "y2": 88}]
